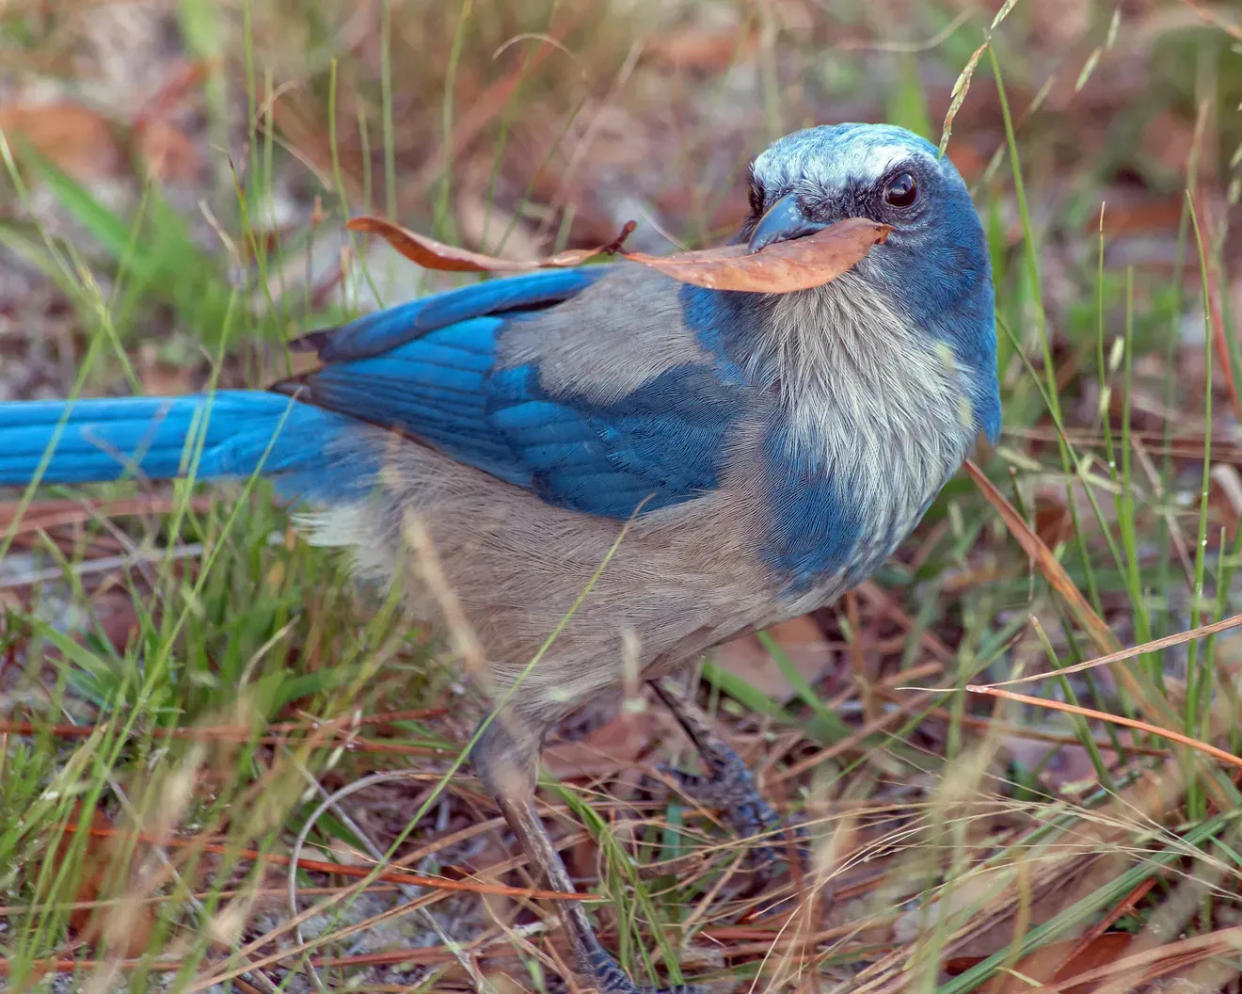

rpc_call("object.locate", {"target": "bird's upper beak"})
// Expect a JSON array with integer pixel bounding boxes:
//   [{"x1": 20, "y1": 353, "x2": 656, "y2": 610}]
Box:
[{"x1": 747, "y1": 194, "x2": 828, "y2": 253}]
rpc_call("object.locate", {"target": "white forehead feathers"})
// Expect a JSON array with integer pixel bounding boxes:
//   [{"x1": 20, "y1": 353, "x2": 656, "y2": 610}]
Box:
[{"x1": 751, "y1": 123, "x2": 940, "y2": 194}]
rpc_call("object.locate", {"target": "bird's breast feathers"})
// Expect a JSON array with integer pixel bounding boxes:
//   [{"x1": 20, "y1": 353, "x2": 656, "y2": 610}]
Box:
[{"x1": 730, "y1": 271, "x2": 981, "y2": 594}]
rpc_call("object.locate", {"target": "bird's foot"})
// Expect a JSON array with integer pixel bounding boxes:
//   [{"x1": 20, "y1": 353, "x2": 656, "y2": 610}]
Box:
[
  {"x1": 580, "y1": 945, "x2": 709, "y2": 994},
  {"x1": 655, "y1": 759, "x2": 811, "y2": 875},
  {"x1": 649, "y1": 680, "x2": 809, "y2": 875}
]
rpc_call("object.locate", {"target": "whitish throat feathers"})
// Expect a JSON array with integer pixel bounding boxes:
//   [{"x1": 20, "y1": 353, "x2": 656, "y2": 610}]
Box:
[{"x1": 746, "y1": 271, "x2": 980, "y2": 596}]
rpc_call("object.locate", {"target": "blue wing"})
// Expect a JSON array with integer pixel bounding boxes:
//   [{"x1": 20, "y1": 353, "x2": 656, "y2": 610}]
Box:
[
  {"x1": 293, "y1": 269, "x2": 604, "y2": 361},
  {"x1": 278, "y1": 269, "x2": 746, "y2": 518}
]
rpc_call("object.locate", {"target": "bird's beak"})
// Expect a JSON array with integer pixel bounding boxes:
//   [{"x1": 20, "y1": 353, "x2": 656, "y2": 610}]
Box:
[{"x1": 747, "y1": 194, "x2": 828, "y2": 253}]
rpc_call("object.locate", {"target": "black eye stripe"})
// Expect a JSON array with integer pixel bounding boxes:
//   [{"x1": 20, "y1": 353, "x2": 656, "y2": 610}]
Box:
[{"x1": 747, "y1": 170, "x2": 766, "y2": 214}]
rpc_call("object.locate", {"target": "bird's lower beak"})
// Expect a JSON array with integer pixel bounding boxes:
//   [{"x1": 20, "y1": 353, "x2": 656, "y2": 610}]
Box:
[{"x1": 747, "y1": 194, "x2": 828, "y2": 253}]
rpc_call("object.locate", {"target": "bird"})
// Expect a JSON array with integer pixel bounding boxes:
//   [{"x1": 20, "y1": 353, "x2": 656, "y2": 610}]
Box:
[{"x1": 0, "y1": 122, "x2": 999, "y2": 993}]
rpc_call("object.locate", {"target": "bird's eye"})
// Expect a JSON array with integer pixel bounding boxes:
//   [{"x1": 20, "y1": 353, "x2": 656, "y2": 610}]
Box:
[{"x1": 883, "y1": 172, "x2": 918, "y2": 209}]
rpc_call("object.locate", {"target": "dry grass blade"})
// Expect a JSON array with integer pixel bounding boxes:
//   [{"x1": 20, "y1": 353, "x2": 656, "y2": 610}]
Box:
[
  {"x1": 1178, "y1": 0, "x2": 1242, "y2": 43},
  {"x1": 963, "y1": 459, "x2": 1118, "y2": 654},
  {"x1": 1191, "y1": 195, "x2": 1239, "y2": 419},
  {"x1": 975, "y1": 612, "x2": 1242, "y2": 690},
  {"x1": 59, "y1": 820, "x2": 593, "y2": 901},
  {"x1": 964, "y1": 684, "x2": 1242, "y2": 772},
  {"x1": 0, "y1": 722, "x2": 447, "y2": 757},
  {"x1": 1068, "y1": 878, "x2": 1157, "y2": 958},
  {"x1": 1043, "y1": 924, "x2": 1242, "y2": 992},
  {"x1": 0, "y1": 957, "x2": 186, "y2": 978},
  {"x1": 0, "y1": 942, "x2": 492, "y2": 978},
  {"x1": 961, "y1": 458, "x2": 1224, "y2": 774},
  {"x1": 947, "y1": 933, "x2": 1134, "y2": 994},
  {"x1": 937, "y1": 0, "x2": 1020, "y2": 154},
  {"x1": 0, "y1": 496, "x2": 215, "y2": 534},
  {"x1": 346, "y1": 215, "x2": 635, "y2": 271},
  {"x1": 0, "y1": 707, "x2": 448, "y2": 742},
  {"x1": 624, "y1": 217, "x2": 892, "y2": 292}
]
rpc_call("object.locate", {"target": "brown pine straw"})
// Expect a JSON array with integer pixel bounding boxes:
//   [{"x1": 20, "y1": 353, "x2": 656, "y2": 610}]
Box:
[
  {"x1": 964, "y1": 684, "x2": 1242, "y2": 772},
  {"x1": 962, "y1": 460, "x2": 1119, "y2": 656},
  {"x1": 962, "y1": 458, "x2": 1235, "y2": 809},
  {"x1": 0, "y1": 495, "x2": 216, "y2": 535},
  {"x1": 974, "y1": 610, "x2": 1242, "y2": 690},
  {"x1": 0, "y1": 706, "x2": 445, "y2": 736},
  {"x1": 54, "y1": 818, "x2": 592, "y2": 902},
  {"x1": 1034, "y1": 923, "x2": 1242, "y2": 992},
  {"x1": 0, "y1": 706, "x2": 457, "y2": 762}
]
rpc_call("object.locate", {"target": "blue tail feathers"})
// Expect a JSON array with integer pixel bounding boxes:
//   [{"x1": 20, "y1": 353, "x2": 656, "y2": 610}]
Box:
[{"x1": 0, "y1": 390, "x2": 354, "y2": 489}]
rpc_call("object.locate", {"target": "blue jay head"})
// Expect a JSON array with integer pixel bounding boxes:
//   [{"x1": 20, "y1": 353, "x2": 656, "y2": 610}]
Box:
[
  {"x1": 743, "y1": 124, "x2": 975, "y2": 253},
  {"x1": 740, "y1": 122, "x2": 998, "y2": 439}
]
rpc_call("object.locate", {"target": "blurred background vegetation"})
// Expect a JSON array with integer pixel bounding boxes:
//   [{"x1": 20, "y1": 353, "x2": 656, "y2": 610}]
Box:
[{"x1": 0, "y1": 1, "x2": 1240, "y2": 992}]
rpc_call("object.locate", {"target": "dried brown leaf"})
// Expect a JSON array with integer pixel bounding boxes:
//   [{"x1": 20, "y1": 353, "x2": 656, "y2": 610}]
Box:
[
  {"x1": 713, "y1": 616, "x2": 836, "y2": 703},
  {"x1": 346, "y1": 215, "x2": 635, "y2": 272},
  {"x1": 350, "y1": 214, "x2": 891, "y2": 293},
  {"x1": 644, "y1": 24, "x2": 757, "y2": 71},
  {"x1": 624, "y1": 217, "x2": 891, "y2": 292},
  {"x1": 965, "y1": 683, "x2": 1242, "y2": 773},
  {"x1": 542, "y1": 709, "x2": 662, "y2": 780},
  {"x1": 946, "y1": 933, "x2": 1134, "y2": 994},
  {"x1": 52, "y1": 803, "x2": 154, "y2": 957},
  {"x1": 0, "y1": 102, "x2": 125, "y2": 179}
]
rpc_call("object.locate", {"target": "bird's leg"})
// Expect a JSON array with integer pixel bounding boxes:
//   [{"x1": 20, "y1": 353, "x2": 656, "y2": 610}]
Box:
[
  {"x1": 471, "y1": 714, "x2": 702, "y2": 994},
  {"x1": 649, "y1": 679, "x2": 807, "y2": 872}
]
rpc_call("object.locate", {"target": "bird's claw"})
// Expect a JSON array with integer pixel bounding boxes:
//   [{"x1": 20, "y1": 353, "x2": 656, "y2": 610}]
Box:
[
  {"x1": 654, "y1": 759, "x2": 808, "y2": 876},
  {"x1": 581, "y1": 946, "x2": 710, "y2": 994}
]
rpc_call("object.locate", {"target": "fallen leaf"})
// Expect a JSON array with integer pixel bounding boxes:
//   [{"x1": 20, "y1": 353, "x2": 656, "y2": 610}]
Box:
[
  {"x1": 90, "y1": 588, "x2": 140, "y2": 654},
  {"x1": 346, "y1": 215, "x2": 636, "y2": 272},
  {"x1": 625, "y1": 217, "x2": 891, "y2": 292},
  {"x1": 1032, "y1": 493, "x2": 1075, "y2": 548},
  {"x1": 134, "y1": 118, "x2": 199, "y2": 183},
  {"x1": 713, "y1": 616, "x2": 837, "y2": 703},
  {"x1": 645, "y1": 24, "x2": 758, "y2": 71},
  {"x1": 945, "y1": 933, "x2": 1134, "y2": 994},
  {"x1": 351, "y1": 214, "x2": 891, "y2": 294},
  {"x1": 542, "y1": 709, "x2": 662, "y2": 780},
  {"x1": 0, "y1": 102, "x2": 125, "y2": 179},
  {"x1": 53, "y1": 803, "x2": 154, "y2": 957}
]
